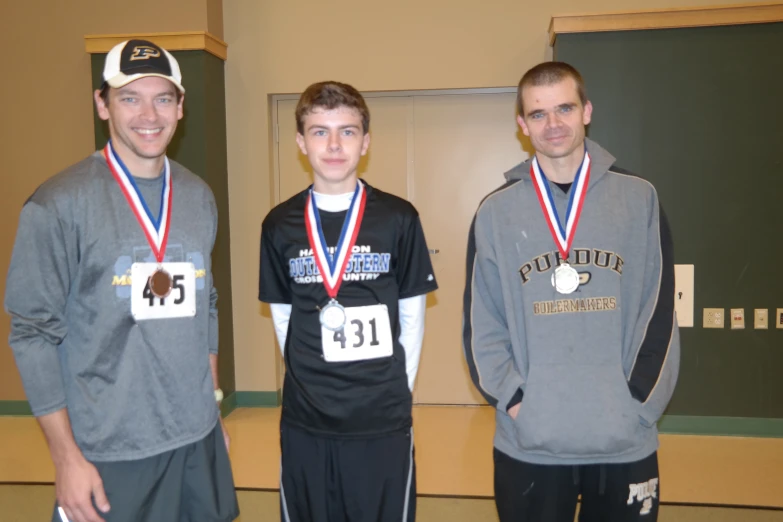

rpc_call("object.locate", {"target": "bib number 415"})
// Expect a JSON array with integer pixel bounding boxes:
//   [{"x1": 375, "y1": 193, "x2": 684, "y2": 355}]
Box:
[
  {"x1": 142, "y1": 275, "x2": 186, "y2": 306},
  {"x1": 131, "y1": 262, "x2": 196, "y2": 321}
]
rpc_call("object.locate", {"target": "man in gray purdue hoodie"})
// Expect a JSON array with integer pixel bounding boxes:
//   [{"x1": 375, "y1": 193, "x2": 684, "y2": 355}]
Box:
[
  {"x1": 463, "y1": 62, "x2": 679, "y2": 522},
  {"x1": 5, "y1": 40, "x2": 238, "y2": 522}
]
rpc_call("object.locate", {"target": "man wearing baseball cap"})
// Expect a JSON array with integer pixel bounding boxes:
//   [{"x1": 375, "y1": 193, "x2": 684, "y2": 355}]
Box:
[{"x1": 5, "y1": 39, "x2": 239, "y2": 522}]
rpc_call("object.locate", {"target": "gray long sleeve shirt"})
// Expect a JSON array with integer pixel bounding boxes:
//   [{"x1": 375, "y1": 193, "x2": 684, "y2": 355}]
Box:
[{"x1": 5, "y1": 150, "x2": 220, "y2": 462}]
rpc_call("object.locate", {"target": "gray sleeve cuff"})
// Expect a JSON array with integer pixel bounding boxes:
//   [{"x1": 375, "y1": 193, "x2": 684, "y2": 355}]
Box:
[
  {"x1": 31, "y1": 400, "x2": 67, "y2": 418},
  {"x1": 11, "y1": 339, "x2": 67, "y2": 416}
]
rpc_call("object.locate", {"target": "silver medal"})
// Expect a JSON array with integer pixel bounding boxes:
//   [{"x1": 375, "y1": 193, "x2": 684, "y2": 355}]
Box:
[
  {"x1": 320, "y1": 299, "x2": 347, "y2": 331},
  {"x1": 551, "y1": 263, "x2": 580, "y2": 294}
]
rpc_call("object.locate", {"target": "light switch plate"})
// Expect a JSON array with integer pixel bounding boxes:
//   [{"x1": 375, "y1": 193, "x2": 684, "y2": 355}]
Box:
[
  {"x1": 674, "y1": 264, "x2": 694, "y2": 327},
  {"x1": 703, "y1": 308, "x2": 724, "y2": 329},
  {"x1": 777, "y1": 309, "x2": 783, "y2": 329},
  {"x1": 730, "y1": 308, "x2": 745, "y2": 329},
  {"x1": 754, "y1": 309, "x2": 768, "y2": 329}
]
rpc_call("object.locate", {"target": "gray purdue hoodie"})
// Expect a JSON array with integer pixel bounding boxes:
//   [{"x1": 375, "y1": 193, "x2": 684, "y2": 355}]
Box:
[{"x1": 463, "y1": 139, "x2": 680, "y2": 465}]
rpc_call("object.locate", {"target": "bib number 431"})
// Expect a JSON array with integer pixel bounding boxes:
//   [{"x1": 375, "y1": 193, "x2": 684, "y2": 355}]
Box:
[
  {"x1": 322, "y1": 305, "x2": 393, "y2": 362},
  {"x1": 332, "y1": 318, "x2": 381, "y2": 349}
]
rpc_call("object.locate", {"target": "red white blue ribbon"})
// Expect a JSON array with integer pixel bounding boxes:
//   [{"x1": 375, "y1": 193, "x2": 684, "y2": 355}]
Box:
[
  {"x1": 305, "y1": 181, "x2": 367, "y2": 298},
  {"x1": 530, "y1": 151, "x2": 591, "y2": 261},
  {"x1": 104, "y1": 140, "x2": 172, "y2": 263}
]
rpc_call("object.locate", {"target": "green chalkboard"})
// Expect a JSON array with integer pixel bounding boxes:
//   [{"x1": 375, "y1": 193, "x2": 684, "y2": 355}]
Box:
[{"x1": 555, "y1": 23, "x2": 783, "y2": 419}]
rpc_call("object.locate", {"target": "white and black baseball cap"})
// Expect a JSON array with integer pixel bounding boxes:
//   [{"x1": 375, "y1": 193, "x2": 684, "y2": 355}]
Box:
[{"x1": 102, "y1": 39, "x2": 185, "y2": 93}]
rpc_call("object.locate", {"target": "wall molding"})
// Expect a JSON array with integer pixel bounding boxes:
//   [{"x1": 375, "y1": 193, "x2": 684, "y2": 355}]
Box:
[
  {"x1": 84, "y1": 31, "x2": 227, "y2": 60},
  {"x1": 4, "y1": 397, "x2": 781, "y2": 438},
  {"x1": 0, "y1": 390, "x2": 282, "y2": 419},
  {"x1": 549, "y1": 2, "x2": 783, "y2": 44},
  {"x1": 0, "y1": 401, "x2": 32, "y2": 416},
  {"x1": 659, "y1": 415, "x2": 783, "y2": 438},
  {"x1": 219, "y1": 391, "x2": 284, "y2": 418},
  {"x1": 234, "y1": 390, "x2": 282, "y2": 408},
  {"x1": 219, "y1": 392, "x2": 238, "y2": 418}
]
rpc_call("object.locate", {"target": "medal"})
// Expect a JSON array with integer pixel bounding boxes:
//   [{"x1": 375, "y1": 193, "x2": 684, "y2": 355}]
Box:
[
  {"x1": 530, "y1": 150, "x2": 591, "y2": 294},
  {"x1": 320, "y1": 299, "x2": 347, "y2": 331},
  {"x1": 104, "y1": 140, "x2": 173, "y2": 276},
  {"x1": 149, "y1": 267, "x2": 173, "y2": 298},
  {"x1": 305, "y1": 181, "x2": 367, "y2": 330},
  {"x1": 551, "y1": 263, "x2": 580, "y2": 294}
]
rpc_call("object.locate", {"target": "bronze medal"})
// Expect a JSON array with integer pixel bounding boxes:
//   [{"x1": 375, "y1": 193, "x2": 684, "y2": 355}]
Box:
[{"x1": 149, "y1": 268, "x2": 173, "y2": 298}]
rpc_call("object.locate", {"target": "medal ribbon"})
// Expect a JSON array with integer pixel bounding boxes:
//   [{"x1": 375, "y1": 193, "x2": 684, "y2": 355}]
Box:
[
  {"x1": 530, "y1": 151, "x2": 591, "y2": 262},
  {"x1": 305, "y1": 181, "x2": 367, "y2": 299},
  {"x1": 104, "y1": 140, "x2": 172, "y2": 263}
]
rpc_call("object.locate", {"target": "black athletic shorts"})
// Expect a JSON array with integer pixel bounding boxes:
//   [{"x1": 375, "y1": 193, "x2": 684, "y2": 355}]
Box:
[
  {"x1": 280, "y1": 421, "x2": 416, "y2": 522},
  {"x1": 52, "y1": 421, "x2": 239, "y2": 522},
  {"x1": 494, "y1": 449, "x2": 660, "y2": 522}
]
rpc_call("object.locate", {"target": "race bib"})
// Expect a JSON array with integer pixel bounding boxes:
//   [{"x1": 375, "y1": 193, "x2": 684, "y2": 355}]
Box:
[
  {"x1": 322, "y1": 304, "x2": 393, "y2": 362},
  {"x1": 131, "y1": 262, "x2": 196, "y2": 321}
]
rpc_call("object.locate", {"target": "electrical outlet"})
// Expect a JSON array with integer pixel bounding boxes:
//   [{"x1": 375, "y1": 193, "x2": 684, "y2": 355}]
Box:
[
  {"x1": 730, "y1": 309, "x2": 745, "y2": 329},
  {"x1": 777, "y1": 309, "x2": 783, "y2": 329},
  {"x1": 754, "y1": 309, "x2": 768, "y2": 329},
  {"x1": 703, "y1": 308, "x2": 724, "y2": 329}
]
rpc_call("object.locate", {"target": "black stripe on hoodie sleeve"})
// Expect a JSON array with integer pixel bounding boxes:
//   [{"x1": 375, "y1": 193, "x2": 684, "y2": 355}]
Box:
[
  {"x1": 462, "y1": 179, "x2": 522, "y2": 408},
  {"x1": 629, "y1": 204, "x2": 675, "y2": 403},
  {"x1": 462, "y1": 212, "x2": 499, "y2": 407}
]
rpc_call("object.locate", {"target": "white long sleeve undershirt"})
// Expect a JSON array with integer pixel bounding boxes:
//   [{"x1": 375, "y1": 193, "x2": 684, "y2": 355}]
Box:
[{"x1": 269, "y1": 190, "x2": 427, "y2": 391}]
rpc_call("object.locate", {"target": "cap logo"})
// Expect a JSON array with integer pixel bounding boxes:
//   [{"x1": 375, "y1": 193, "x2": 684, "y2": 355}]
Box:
[{"x1": 129, "y1": 46, "x2": 161, "y2": 61}]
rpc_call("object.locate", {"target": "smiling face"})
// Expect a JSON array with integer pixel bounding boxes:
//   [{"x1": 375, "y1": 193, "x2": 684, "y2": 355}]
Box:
[
  {"x1": 517, "y1": 76, "x2": 592, "y2": 163},
  {"x1": 296, "y1": 105, "x2": 370, "y2": 194},
  {"x1": 94, "y1": 75, "x2": 183, "y2": 175}
]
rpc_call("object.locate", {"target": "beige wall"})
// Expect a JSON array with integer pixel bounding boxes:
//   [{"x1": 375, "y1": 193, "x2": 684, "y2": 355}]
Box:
[
  {"x1": 1, "y1": 0, "x2": 762, "y2": 400},
  {"x1": 207, "y1": 0, "x2": 225, "y2": 40},
  {"x1": 0, "y1": 0, "x2": 220, "y2": 401},
  {"x1": 223, "y1": 0, "x2": 756, "y2": 392}
]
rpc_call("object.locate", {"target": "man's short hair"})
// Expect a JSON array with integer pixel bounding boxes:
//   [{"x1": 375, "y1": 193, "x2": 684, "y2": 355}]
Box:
[
  {"x1": 295, "y1": 81, "x2": 370, "y2": 135},
  {"x1": 517, "y1": 62, "x2": 588, "y2": 116}
]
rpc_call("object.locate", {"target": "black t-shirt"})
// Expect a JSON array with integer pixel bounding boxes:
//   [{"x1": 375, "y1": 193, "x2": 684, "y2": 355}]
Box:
[{"x1": 258, "y1": 182, "x2": 438, "y2": 437}]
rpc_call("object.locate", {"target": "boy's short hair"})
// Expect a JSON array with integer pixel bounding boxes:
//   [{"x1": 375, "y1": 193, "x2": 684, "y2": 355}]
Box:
[{"x1": 296, "y1": 81, "x2": 370, "y2": 135}]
